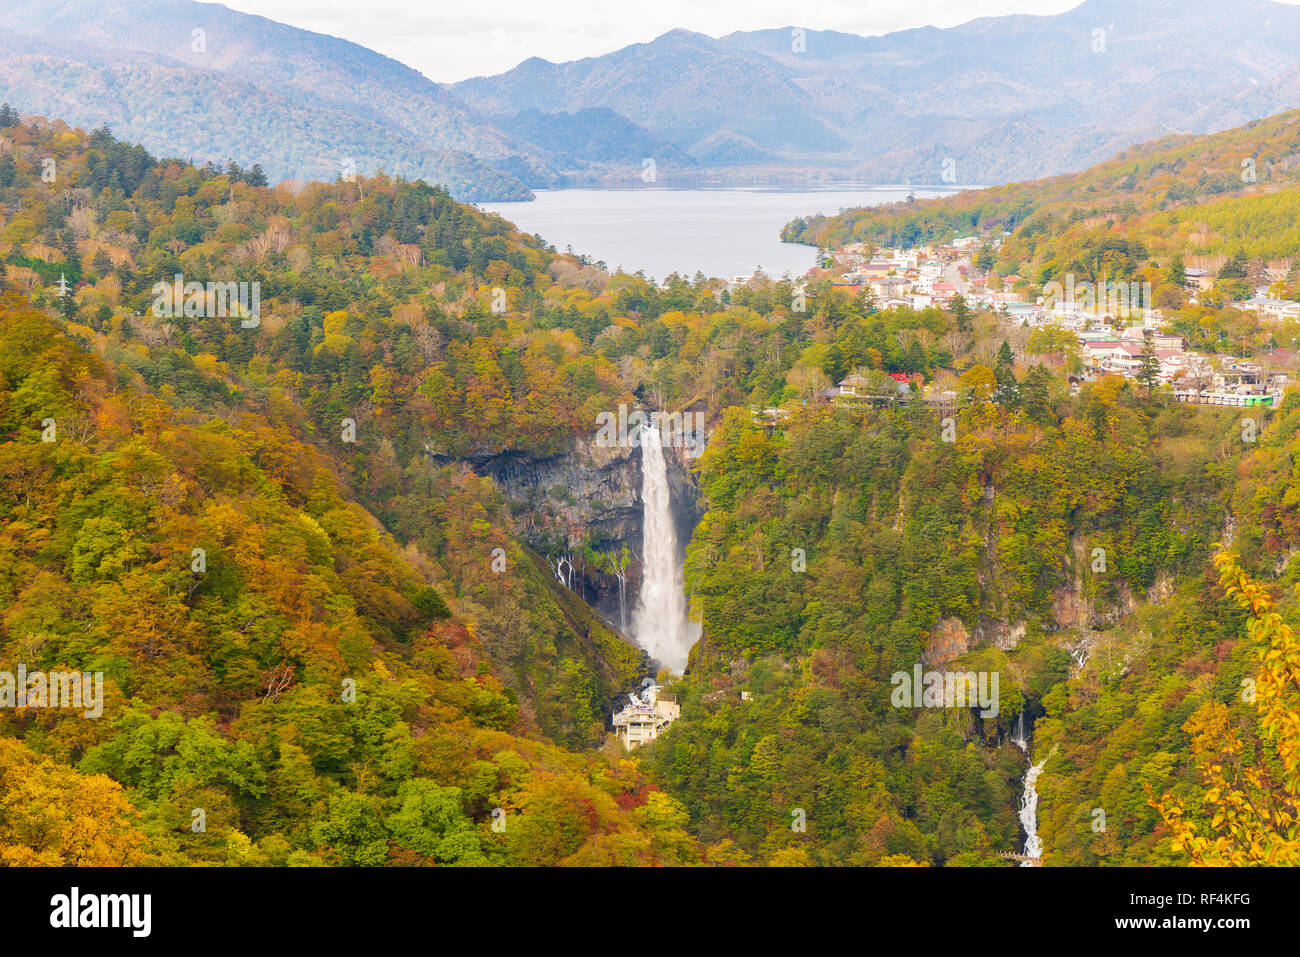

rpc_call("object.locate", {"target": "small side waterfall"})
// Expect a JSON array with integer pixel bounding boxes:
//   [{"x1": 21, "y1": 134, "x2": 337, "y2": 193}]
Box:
[
  {"x1": 1011, "y1": 711, "x2": 1029, "y2": 753},
  {"x1": 631, "y1": 422, "x2": 693, "y2": 673}
]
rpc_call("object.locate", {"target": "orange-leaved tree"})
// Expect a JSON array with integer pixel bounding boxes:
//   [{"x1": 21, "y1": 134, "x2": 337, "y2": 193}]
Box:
[{"x1": 1152, "y1": 550, "x2": 1300, "y2": 864}]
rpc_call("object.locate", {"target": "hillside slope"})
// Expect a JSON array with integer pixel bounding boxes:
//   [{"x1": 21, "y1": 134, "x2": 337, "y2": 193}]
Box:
[
  {"x1": 0, "y1": 0, "x2": 551, "y2": 198},
  {"x1": 783, "y1": 106, "x2": 1300, "y2": 288}
]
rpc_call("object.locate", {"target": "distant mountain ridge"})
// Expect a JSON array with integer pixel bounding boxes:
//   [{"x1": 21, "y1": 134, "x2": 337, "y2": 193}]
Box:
[
  {"x1": 5, "y1": 0, "x2": 1300, "y2": 198},
  {"x1": 489, "y1": 108, "x2": 698, "y2": 175},
  {"x1": 454, "y1": 0, "x2": 1300, "y2": 185},
  {"x1": 0, "y1": 0, "x2": 551, "y2": 199},
  {"x1": 0, "y1": 26, "x2": 533, "y2": 200}
]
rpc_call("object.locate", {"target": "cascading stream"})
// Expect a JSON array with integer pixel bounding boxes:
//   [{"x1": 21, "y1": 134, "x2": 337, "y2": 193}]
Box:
[
  {"x1": 1018, "y1": 759, "x2": 1047, "y2": 865},
  {"x1": 1012, "y1": 711, "x2": 1045, "y2": 866},
  {"x1": 631, "y1": 421, "x2": 693, "y2": 673}
]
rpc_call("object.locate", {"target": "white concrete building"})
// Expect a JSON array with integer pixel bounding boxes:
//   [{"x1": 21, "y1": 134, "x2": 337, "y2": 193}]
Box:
[
  {"x1": 612, "y1": 684, "x2": 680, "y2": 749},
  {"x1": 1237, "y1": 297, "x2": 1300, "y2": 321}
]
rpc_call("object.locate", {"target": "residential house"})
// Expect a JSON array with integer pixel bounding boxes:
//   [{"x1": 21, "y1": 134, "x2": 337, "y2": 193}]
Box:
[
  {"x1": 1082, "y1": 340, "x2": 1144, "y2": 374},
  {"x1": 1004, "y1": 303, "x2": 1043, "y2": 323},
  {"x1": 922, "y1": 388, "x2": 959, "y2": 417},
  {"x1": 1238, "y1": 296, "x2": 1300, "y2": 321},
  {"x1": 1214, "y1": 359, "x2": 1266, "y2": 395},
  {"x1": 1149, "y1": 332, "x2": 1185, "y2": 350},
  {"x1": 870, "y1": 276, "x2": 910, "y2": 298}
]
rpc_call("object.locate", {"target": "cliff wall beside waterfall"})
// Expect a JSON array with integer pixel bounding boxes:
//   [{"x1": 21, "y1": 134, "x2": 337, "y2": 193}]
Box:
[{"x1": 454, "y1": 432, "x2": 703, "y2": 634}]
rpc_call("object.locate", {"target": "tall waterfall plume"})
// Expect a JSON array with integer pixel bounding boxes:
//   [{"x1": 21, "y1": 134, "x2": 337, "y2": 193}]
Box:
[{"x1": 631, "y1": 421, "x2": 694, "y2": 673}]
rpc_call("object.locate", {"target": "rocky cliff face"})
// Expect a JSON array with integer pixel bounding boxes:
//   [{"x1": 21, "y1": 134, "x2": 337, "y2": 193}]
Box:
[
  {"x1": 461, "y1": 435, "x2": 703, "y2": 635},
  {"x1": 924, "y1": 616, "x2": 1026, "y2": 664},
  {"x1": 925, "y1": 532, "x2": 1181, "y2": 665}
]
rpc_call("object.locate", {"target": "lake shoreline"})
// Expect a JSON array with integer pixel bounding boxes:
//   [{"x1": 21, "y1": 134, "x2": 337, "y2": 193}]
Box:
[{"x1": 480, "y1": 186, "x2": 962, "y2": 283}]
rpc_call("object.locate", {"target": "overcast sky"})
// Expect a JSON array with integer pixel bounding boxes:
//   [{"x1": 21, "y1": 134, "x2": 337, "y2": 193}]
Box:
[{"x1": 220, "y1": 0, "x2": 1090, "y2": 83}]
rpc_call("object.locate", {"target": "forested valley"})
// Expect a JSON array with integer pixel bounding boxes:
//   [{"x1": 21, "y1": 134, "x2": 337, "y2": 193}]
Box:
[{"x1": 1, "y1": 109, "x2": 1297, "y2": 867}]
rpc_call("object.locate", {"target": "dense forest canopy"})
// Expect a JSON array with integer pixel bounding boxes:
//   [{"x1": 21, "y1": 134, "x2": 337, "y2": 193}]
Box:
[{"x1": 1, "y1": 108, "x2": 1298, "y2": 867}]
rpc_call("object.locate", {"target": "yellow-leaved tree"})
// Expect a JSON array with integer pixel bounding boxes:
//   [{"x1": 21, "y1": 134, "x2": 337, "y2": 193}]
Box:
[
  {"x1": 0, "y1": 737, "x2": 157, "y2": 865},
  {"x1": 1152, "y1": 551, "x2": 1300, "y2": 864}
]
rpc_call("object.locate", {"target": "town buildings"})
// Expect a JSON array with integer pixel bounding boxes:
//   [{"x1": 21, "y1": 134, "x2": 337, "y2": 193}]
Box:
[{"x1": 785, "y1": 235, "x2": 1293, "y2": 410}]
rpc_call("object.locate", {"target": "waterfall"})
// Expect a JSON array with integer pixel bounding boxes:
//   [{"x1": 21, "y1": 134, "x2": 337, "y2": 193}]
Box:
[
  {"x1": 1011, "y1": 711, "x2": 1028, "y2": 753},
  {"x1": 1011, "y1": 709, "x2": 1044, "y2": 865},
  {"x1": 1018, "y1": 759, "x2": 1048, "y2": 866},
  {"x1": 631, "y1": 421, "x2": 694, "y2": 673}
]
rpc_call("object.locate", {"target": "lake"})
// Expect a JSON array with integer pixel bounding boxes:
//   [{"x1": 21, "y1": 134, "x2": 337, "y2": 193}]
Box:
[{"x1": 479, "y1": 186, "x2": 964, "y2": 283}]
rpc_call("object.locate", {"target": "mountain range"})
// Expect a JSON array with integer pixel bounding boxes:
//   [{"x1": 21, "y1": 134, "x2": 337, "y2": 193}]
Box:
[
  {"x1": 455, "y1": 0, "x2": 1300, "y2": 185},
  {"x1": 5, "y1": 0, "x2": 1300, "y2": 198},
  {"x1": 0, "y1": 0, "x2": 555, "y2": 199}
]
